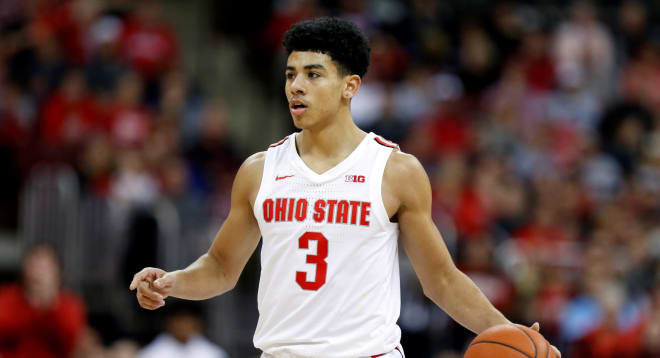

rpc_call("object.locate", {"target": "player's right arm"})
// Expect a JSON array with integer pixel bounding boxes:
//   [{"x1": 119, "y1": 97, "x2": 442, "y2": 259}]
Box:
[{"x1": 129, "y1": 152, "x2": 265, "y2": 309}]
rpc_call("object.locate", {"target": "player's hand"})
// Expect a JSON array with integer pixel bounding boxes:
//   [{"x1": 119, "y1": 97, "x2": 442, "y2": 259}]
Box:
[
  {"x1": 530, "y1": 322, "x2": 561, "y2": 357},
  {"x1": 129, "y1": 267, "x2": 172, "y2": 310}
]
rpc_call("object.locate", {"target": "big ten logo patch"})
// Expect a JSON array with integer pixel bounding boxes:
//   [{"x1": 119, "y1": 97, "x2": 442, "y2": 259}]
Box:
[{"x1": 345, "y1": 175, "x2": 365, "y2": 183}]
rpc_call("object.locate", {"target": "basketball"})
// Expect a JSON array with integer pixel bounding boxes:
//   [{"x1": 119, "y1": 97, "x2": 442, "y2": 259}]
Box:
[{"x1": 464, "y1": 324, "x2": 558, "y2": 358}]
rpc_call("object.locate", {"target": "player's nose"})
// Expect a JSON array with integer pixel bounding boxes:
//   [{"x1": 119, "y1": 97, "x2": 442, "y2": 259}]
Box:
[{"x1": 289, "y1": 75, "x2": 306, "y2": 95}]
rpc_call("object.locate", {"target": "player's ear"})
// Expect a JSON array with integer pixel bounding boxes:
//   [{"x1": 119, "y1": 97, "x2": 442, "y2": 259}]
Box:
[{"x1": 342, "y1": 74, "x2": 361, "y2": 100}]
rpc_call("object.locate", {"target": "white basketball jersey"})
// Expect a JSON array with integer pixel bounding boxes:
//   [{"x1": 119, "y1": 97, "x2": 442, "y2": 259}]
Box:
[{"x1": 252, "y1": 132, "x2": 401, "y2": 357}]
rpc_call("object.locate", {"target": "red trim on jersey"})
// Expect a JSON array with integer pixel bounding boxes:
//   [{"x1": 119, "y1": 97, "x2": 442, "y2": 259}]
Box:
[
  {"x1": 269, "y1": 136, "x2": 289, "y2": 148},
  {"x1": 374, "y1": 136, "x2": 398, "y2": 149},
  {"x1": 372, "y1": 346, "x2": 403, "y2": 357}
]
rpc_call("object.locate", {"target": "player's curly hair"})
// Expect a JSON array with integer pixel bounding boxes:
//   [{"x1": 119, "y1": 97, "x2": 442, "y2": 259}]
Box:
[{"x1": 283, "y1": 17, "x2": 370, "y2": 78}]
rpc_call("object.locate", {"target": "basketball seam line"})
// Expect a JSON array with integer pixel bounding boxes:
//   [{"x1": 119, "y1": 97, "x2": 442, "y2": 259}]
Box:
[
  {"x1": 545, "y1": 339, "x2": 549, "y2": 358},
  {"x1": 514, "y1": 325, "x2": 538, "y2": 358},
  {"x1": 469, "y1": 341, "x2": 532, "y2": 358}
]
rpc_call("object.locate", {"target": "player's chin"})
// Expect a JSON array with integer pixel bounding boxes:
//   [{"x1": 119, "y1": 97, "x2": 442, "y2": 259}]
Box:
[{"x1": 291, "y1": 114, "x2": 313, "y2": 129}]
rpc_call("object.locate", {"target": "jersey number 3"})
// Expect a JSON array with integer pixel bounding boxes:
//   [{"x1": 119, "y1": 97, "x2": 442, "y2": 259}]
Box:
[{"x1": 296, "y1": 232, "x2": 328, "y2": 290}]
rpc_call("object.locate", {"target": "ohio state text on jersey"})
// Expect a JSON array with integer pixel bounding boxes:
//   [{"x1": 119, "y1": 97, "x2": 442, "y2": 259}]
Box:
[
  {"x1": 261, "y1": 198, "x2": 372, "y2": 226},
  {"x1": 252, "y1": 132, "x2": 401, "y2": 357}
]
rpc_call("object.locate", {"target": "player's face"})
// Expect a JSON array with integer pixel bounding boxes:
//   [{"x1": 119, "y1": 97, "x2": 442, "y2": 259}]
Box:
[{"x1": 285, "y1": 51, "x2": 348, "y2": 129}]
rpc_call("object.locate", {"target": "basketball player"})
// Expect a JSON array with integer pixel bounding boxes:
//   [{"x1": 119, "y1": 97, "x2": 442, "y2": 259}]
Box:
[{"x1": 130, "y1": 17, "x2": 560, "y2": 357}]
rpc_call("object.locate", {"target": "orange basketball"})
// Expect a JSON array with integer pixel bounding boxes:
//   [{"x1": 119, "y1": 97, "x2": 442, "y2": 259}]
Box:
[{"x1": 464, "y1": 324, "x2": 558, "y2": 358}]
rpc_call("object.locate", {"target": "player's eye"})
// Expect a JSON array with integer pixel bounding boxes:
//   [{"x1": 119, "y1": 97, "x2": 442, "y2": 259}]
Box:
[
  {"x1": 308, "y1": 72, "x2": 320, "y2": 79},
  {"x1": 286, "y1": 72, "x2": 295, "y2": 80}
]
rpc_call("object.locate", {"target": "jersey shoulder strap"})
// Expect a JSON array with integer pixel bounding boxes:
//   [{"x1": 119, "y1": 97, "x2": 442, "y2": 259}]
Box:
[
  {"x1": 373, "y1": 135, "x2": 399, "y2": 150},
  {"x1": 269, "y1": 135, "x2": 290, "y2": 148}
]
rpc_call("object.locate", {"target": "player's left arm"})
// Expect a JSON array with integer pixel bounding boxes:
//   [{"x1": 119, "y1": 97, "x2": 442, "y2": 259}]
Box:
[{"x1": 385, "y1": 151, "x2": 511, "y2": 334}]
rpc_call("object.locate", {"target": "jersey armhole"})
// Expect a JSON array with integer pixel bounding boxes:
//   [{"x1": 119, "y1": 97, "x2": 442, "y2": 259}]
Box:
[
  {"x1": 252, "y1": 149, "x2": 275, "y2": 218},
  {"x1": 370, "y1": 147, "x2": 398, "y2": 229}
]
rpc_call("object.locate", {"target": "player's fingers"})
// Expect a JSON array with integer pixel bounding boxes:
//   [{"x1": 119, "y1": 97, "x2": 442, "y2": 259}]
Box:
[
  {"x1": 150, "y1": 283, "x2": 171, "y2": 299},
  {"x1": 136, "y1": 292, "x2": 163, "y2": 310},
  {"x1": 137, "y1": 291, "x2": 162, "y2": 306},
  {"x1": 148, "y1": 279, "x2": 171, "y2": 299},
  {"x1": 530, "y1": 322, "x2": 540, "y2": 331},
  {"x1": 138, "y1": 282, "x2": 164, "y2": 302},
  {"x1": 137, "y1": 291, "x2": 161, "y2": 306},
  {"x1": 153, "y1": 273, "x2": 174, "y2": 290},
  {"x1": 129, "y1": 272, "x2": 142, "y2": 290},
  {"x1": 137, "y1": 280, "x2": 164, "y2": 303},
  {"x1": 129, "y1": 268, "x2": 151, "y2": 290},
  {"x1": 130, "y1": 268, "x2": 165, "y2": 290}
]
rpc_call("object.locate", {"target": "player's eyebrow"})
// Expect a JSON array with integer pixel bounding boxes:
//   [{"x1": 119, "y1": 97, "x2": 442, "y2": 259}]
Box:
[
  {"x1": 304, "y1": 64, "x2": 326, "y2": 71},
  {"x1": 286, "y1": 64, "x2": 327, "y2": 71}
]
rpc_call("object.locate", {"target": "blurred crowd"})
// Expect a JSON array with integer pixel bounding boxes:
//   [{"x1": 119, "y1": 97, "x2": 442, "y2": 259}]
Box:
[
  {"x1": 0, "y1": 0, "x2": 239, "y2": 231},
  {"x1": 2, "y1": 0, "x2": 660, "y2": 357},
  {"x1": 0, "y1": 0, "x2": 240, "y2": 357}
]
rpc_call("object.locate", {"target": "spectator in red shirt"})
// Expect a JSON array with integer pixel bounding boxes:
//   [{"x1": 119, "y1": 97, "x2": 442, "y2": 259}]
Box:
[
  {"x1": 0, "y1": 241, "x2": 87, "y2": 358},
  {"x1": 119, "y1": 0, "x2": 178, "y2": 79},
  {"x1": 40, "y1": 69, "x2": 100, "y2": 149},
  {"x1": 514, "y1": 29, "x2": 556, "y2": 92},
  {"x1": 33, "y1": 0, "x2": 103, "y2": 65},
  {"x1": 105, "y1": 71, "x2": 153, "y2": 148}
]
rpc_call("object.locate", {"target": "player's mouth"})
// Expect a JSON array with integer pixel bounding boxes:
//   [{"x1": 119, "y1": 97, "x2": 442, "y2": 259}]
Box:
[{"x1": 290, "y1": 99, "x2": 308, "y2": 116}]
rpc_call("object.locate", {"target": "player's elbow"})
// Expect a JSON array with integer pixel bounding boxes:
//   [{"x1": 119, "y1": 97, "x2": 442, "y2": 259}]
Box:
[
  {"x1": 421, "y1": 277, "x2": 448, "y2": 302},
  {"x1": 420, "y1": 267, "x2": 459, "y2": 303},
  {"x1": 223, "y1": 272, "x2": 240, "y2": 292},
  {"x1": 206, "y1": 252, "x2": 239, "y2": 294}
]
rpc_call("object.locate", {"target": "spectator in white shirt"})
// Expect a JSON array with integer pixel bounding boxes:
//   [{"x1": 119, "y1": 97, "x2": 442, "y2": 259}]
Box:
[{"x1": 139, "y1": 300, "x2": 228, "y2": 358}]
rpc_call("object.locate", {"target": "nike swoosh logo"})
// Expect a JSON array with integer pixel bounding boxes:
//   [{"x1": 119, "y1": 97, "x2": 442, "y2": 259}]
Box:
[{"x1": 275, "y1": 175, "x2": 295, "y2": 181}]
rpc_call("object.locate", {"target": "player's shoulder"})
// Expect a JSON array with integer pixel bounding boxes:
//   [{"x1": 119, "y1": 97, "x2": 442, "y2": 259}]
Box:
[
  {"x1": 383, "y1": 150, "x2": 429, "y2": 202},
  {"x1": 243, "y1": 151, "x2": 266, "y2": 166},
  {"x1": 384, "y1": 150, "x2": 425, "y2": 178},
  {"x1": 238, "y1": 151, "x2": 266, "y2": 178},
  {"x1": 233, "y1": 152, "x2": 266, "y2": 200}
]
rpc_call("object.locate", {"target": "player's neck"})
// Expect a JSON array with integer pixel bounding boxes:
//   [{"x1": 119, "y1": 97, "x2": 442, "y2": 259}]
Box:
[{"x1": 297, "y1": 114, "x2": 365, "y2": 160}]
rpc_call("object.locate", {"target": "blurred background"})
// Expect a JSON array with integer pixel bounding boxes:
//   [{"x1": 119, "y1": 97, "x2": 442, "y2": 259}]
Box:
[{"x1": 1, "y1": 0, "x2": 660, "y2": 357}]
